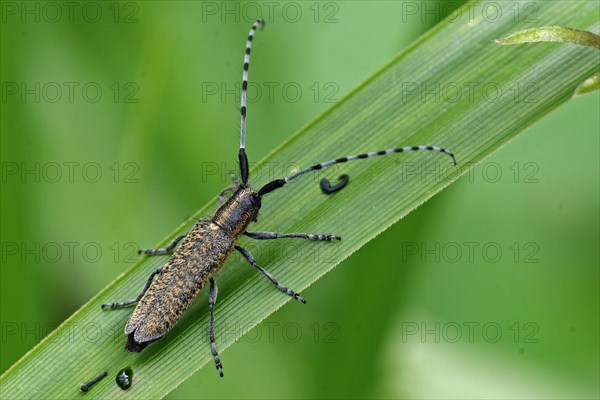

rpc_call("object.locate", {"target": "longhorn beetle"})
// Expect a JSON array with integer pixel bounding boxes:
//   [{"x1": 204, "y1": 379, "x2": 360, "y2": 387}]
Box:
[{"x1": 102, "y1": 18, "x2": 457, "y2": 378}]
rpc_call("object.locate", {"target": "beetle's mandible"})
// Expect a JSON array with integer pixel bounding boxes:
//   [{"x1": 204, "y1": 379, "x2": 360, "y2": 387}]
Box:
[{"x1": 102, "y1": 18, "x2": 457, "y2": 378}]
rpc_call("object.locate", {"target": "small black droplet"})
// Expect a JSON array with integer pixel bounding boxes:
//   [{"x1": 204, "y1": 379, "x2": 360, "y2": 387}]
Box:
[{"x1": 116, "y1": 367, "x2": 133, "y2": 390}]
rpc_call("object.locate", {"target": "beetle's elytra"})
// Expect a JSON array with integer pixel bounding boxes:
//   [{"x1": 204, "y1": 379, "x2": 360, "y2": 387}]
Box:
[
  {"x1": 124, "y1": 217, "x2": 238, "y2": 352},
  {"x1": 102, "y1": 18, "x2": 456, "y2": 378}
]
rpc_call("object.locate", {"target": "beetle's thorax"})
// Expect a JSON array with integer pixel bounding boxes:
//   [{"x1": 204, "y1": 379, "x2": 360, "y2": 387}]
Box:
[{"x1": 212, "y1": 185, "x2": 261, "y2": 236}]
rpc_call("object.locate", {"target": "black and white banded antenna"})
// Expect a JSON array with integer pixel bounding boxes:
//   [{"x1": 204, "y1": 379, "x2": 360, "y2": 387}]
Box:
[
  {"x1": 258, "y1": 145, "x2": 457, "y2": 196},
  {"x1": 238, "y1": 17, "x2": 265, "y2": 185}
]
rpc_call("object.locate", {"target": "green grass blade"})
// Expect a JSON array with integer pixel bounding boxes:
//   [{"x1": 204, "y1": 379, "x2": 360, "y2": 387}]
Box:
[{"x1": 1, "y1": 1, "x2": 598, "y2": 399}]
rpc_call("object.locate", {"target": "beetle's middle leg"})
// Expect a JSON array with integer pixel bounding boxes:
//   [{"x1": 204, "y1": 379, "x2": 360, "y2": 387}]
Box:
[
  {"x1": 235, "y1": 245, "x2": 306, "y2": 303},
  {"x1": 245, "y1": 231, "x2": 341, "y2": 241},
  {"x1": 138, "y1": 234, "x2": 186, "y2": 256},
  {"x1": 101, "y1": 266, "x2": 163, "y2": 309},
  {"x1": 208, "y1": 277, "x2": 224, "y2": 377}
]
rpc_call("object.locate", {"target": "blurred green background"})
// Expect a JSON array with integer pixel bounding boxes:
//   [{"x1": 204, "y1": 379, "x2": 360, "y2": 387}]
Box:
[{"x1": 1, "y1": 1, "x2": 598, "y2": 398}]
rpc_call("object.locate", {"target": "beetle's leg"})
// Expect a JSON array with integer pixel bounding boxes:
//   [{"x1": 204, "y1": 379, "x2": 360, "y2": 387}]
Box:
[
  {"x1": 101, "y1": 266, "x2": 163, "y2": 309},
  {"x1": 138, "y1": 234, "x2": 186, "y2": 256},
  {"x1": 209, "y1": 277, "x2": 224, "y2": 377},
  {"x1": 235, "y1": 245, "x2": 306, "y2": 304},
  {"x1": 245, "y1": 232, "x2": 341, "y2": 241},
  {"x1": 218, "y1": 173, "x2": 240, "y2": 204}
]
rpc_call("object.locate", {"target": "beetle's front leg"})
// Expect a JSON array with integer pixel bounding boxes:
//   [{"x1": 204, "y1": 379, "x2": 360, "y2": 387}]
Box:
[{"x1": 218, "y1": 173, "x2": 240, "y2": 204}]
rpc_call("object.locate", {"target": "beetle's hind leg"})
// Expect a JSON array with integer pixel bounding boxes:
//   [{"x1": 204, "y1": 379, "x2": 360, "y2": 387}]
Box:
[
  {"x1": 138, "y1": 234, "x2": 186, "y2": 256},
  {"x1": 101, "y1": 266, "x2": 163, "y2": 309},
  {"x1": 208, "y1": 277, "x2": 224, "y2": 377},
  {"x1": 218, "y1": 173, "x2": 240, "y2": 204},
  {"x1": 245, "y1": 231, "x2": 341, "y2": 241},
  {"x1": 235, "y1": 245, "x2": 306, "y2": 304}
]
